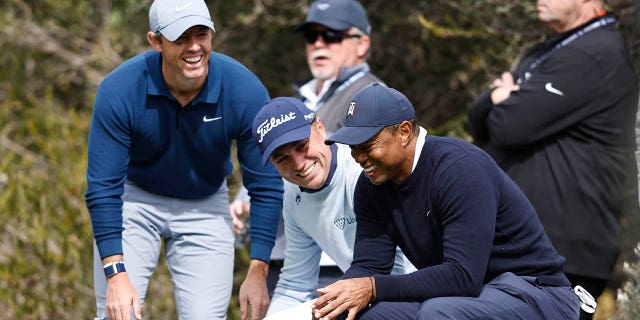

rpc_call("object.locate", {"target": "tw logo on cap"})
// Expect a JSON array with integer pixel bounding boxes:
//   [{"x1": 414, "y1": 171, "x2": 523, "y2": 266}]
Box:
[{"x1": 347, "y1": 101, "x2": 356, "y2": 117}]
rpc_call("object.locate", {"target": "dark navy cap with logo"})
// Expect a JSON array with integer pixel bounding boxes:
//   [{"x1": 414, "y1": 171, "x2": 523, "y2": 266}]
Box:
[
  {"x1": 295, "y1": 0, "x2": 371, "y2": 35},
  {"x1": 252, "y1": 97, "x2": 317, "y2": 165},
  {"x1": 325, "y1": 84, "x2": 415, "y2": 146}
]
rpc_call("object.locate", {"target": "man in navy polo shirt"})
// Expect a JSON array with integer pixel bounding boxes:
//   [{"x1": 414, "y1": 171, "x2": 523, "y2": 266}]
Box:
[
  {"x1": 312, "y1": 84, "x2": 580, "y2": 320},
  {"x1": 85, "y1": 0, "x2": 282, "y2": 319}
]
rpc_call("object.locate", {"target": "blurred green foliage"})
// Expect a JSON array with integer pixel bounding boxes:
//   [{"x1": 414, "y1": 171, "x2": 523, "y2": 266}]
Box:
[
  {"x1": 0, "y1": 0, "x2": 638, "y2": 319},
  {"x1": 0, "y1": 94, "x2": 93, "y2": 318}
]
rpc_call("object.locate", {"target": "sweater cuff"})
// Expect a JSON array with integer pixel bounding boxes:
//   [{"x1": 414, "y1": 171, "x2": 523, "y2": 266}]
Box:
[
  {"x1": 373, "y1": 274, "x2": 401, "y2": 301},
  {"x1": 96, "y1": 237, "x2": 123, "y2": 260},
  {"x1": 250, "y1": 242, "x2": 273, "y2": 262}
]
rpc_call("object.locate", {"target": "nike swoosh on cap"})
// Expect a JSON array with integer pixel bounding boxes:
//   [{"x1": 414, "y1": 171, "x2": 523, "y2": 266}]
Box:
[{"x1": 176, "y1": 2, "x2": 193, "y2": 12}]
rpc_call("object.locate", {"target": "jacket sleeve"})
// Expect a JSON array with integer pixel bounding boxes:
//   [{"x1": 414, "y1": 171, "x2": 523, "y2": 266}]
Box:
[
  {"x1": 467, "y1": 89, "x2": 495, "y2": 145},
  {"x1": 469, "y1": 47, "x2": 608, "y2": 149},
  {"x1": 343, "y1": 175, "x2": 397, "y2": 279},
  {"x1": 268, "y1": 201, "x2": 322, "y2": 315},
  {"x1": 235, "y1": 82, "x2": 284, "y2": 262}
]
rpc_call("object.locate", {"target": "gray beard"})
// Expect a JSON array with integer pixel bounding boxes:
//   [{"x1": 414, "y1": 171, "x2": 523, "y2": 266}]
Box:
[{"x1": 310, "y1": 67, "x2": 334, "y2": 82}]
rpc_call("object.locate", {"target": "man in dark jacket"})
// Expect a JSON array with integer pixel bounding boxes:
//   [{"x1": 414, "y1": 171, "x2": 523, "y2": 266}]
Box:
[{"x1": 468, "y1": 1, "x2": 638, "y2": 319}]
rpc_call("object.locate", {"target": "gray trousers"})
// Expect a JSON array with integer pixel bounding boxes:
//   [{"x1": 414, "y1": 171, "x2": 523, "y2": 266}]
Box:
[{"x1": 94, "y1": 182, "x2": 234, "y2": 320}]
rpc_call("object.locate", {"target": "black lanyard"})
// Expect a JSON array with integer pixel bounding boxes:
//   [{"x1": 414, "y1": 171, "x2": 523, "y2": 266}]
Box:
[{"x1": 528, "y1": 16, "x2": 617, "y2": 71}]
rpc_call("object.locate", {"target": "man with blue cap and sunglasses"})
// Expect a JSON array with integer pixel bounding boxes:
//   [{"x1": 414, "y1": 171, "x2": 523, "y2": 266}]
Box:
[
  {"x1": 85, "y1": 0, "x2": 283, "y2": 319},
  {"x1": 251, "y1": 97, "x2": 414, "y2": 317},
  {"x1": 312, "y1": 84, "x2": 580, "y2": 320},
  {"x1": 293, "y1": 0, "x2": 380, "y2": 134}
]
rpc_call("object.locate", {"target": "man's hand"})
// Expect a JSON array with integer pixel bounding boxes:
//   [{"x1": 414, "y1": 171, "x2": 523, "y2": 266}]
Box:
[
  {"x1": 311, "y1": 277, "x2": 373, "y2": 320},
  {"x1": 239, "y1": 259, "x2": 270, "y2": 320},
  {"x1": 106, "y1": 273, "x2": 141, "y2": 320},
  {"x1": 490, "y1": 72, "x2": 520, "y2": 105},
  {"x1": 229, "y1": 199, "x2": 250, "y2": 235}
]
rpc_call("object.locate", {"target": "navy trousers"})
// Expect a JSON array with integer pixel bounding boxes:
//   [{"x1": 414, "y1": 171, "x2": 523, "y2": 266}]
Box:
[{"x1": 357, "y1": 272, "x2": 579, "y2": 320}]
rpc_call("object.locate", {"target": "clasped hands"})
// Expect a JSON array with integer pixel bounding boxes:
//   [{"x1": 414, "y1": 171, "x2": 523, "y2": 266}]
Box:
[{"x1": 490, "y1": 72, "x2": 520, "y2": 105}]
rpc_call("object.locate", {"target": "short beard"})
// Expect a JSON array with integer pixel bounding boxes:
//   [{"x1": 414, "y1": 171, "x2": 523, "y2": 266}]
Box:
[
  {"x1": 309, "y1": 66, "x2": 335, "y2": 81},
  {"x1": 307, "y1": 50, "x2": 335, "y2": 81}
]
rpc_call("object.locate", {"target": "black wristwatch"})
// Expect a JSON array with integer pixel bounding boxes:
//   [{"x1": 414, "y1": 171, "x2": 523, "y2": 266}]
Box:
[{"x1": 103, "y1": 261, "x2": 126, "y2": 278}]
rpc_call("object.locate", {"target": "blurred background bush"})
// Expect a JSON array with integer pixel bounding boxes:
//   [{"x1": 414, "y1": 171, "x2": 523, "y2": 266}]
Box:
[{"x1": 0, "y1": 0, "x2": 638, "y2": 318}]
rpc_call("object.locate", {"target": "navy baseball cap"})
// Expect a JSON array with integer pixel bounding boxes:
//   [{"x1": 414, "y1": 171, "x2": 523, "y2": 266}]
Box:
[
  {"x1": 253, "y1": 97, "x2": 317, "y2": 165},
  {"x1": 325, "y1": 84, "x2": 415, "y2": 146},
  {"x1": 149, "y1": 0, "x2": 215, "y2": 42},
  {"x1": 295, "y1": 0, "x2": 371, "y2": 35}
]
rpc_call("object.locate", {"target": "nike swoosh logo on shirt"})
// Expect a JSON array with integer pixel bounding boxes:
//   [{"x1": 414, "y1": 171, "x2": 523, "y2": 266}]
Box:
[
  {"x1": 176, "y1": 2, "x2": 192, "y2": 12},
  {"x1": 545, "y1": 82, "x2": 564, "y2": 96},
  {"x1": 203, "y1": 116, "x2": 222, "y2": 122}
]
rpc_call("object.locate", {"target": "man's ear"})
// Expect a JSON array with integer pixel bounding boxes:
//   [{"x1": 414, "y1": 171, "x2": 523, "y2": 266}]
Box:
[
  {"x1": 314, "y1": 117, "x2": 328, "y2": 139},
  {"x1": 356, "y1": 35, "x2": 371, "y2": 58},
  {"x1": 398, "y1": 121, "x2": 414, "y2": 146},
  {"x1": 147, "y1": 31, "x2": 162, "y2": 52}
]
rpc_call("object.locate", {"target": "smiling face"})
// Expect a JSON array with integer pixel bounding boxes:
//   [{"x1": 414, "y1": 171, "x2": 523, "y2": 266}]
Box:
[
  {"x1": 349, "y1": 122, "x2": 416, "y2": 185},
  {"x1": 147, "y1": 25, "x2": 213, "y2": 95},
  {"x1": 269, "y1": 120, "x2": 333, "y2": 190},
  {"x1": 304, "y1": 24, "x2": 369, "y2": 82}
]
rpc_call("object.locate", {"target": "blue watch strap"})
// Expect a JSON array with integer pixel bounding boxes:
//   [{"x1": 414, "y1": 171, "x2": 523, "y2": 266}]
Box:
[{"x1": 103, "y1": 261, "x2": 126, "y2": 278}]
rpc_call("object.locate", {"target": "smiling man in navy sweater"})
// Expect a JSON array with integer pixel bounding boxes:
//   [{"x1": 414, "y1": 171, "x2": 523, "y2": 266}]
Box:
[{"x1": 311, "y1": 84, "x2": 580, "y2": 320}]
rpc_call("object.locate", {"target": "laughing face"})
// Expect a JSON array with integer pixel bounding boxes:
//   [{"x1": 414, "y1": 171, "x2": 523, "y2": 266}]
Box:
[
  {"x1": 148, "y1": 25, "x2": 213, "y2": 92},
  {"x1": 270, "y1": 121, "x2": 333, "y2": 190},
  {"x1": 349, "y1": 124, "x2": 414, "y2": 185}
]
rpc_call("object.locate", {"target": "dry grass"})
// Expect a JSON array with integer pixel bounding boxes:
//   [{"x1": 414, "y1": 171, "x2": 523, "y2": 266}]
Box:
[{"x1": 595, "y1": 288, "x2": 617, "y2": 320}]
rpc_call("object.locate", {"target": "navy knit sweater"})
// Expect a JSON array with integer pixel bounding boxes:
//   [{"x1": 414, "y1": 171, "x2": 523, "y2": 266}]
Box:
[{"x1": 343, "y1": 135, "x2": 568, "y2": 301}]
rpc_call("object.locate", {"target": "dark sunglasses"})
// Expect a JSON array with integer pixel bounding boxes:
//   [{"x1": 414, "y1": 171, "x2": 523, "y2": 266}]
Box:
[{"x1": 303, "y1": 29, "x2": 362, "y2": 44}]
